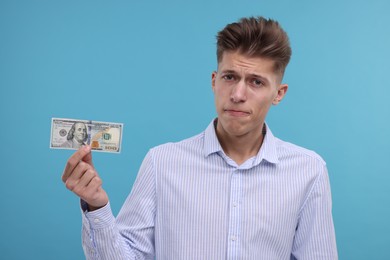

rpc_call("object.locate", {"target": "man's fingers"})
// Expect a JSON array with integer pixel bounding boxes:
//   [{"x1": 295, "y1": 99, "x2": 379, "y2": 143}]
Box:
[
  {"x1": 62, "y1": 145, "x2": 92, "y2": 182},
  {"x1": 66, "y1": 161, "x2": 90, "y2": 182},
  {"x1": 82, "y1": 149, "x2": 94, "y2": 167},
  {"x1": 68, "y1": 169, "x2": 95, "y2": 195},
  {"x1": 61, "y1": 145, "x2": 108, "y2": 209},
  {"x1": 83, "y1": 177, "x2": 103, "y2": 199},
  {"x1": 77, "y1": 169, "x2": 96, "y2": 189},
  {"x1": 84, "y1": 179, "x2": 108, "y2": 209}
]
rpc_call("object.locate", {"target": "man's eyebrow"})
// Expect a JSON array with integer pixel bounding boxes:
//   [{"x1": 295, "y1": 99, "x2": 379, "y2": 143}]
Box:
[
  {"x1": 250, "y1": 73, "x2": 264, "y2": 78},
  {"x1": 219, "y1": 70, "x2": 272, "y2": 84},
  {"x1": 249, "y1": 73, "x2": 270, "y2": 84},
  {"x1": 239, "y1": 73, "x2": 270, "y2": 85},
  {"x1": 219, "y1": 69, "x2": 237, "y2": 74}
]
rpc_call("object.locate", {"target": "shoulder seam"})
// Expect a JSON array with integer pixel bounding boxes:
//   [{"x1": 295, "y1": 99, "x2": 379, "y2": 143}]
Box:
[
  {"x1": 297, "y1": 164, "x2": 327, "y2": 216},
  {"x1": 276, "y1": 138, "x2": 326, "y2": 165}
]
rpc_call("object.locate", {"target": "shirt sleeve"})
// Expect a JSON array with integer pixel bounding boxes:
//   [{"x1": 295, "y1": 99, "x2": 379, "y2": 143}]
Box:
[
  {"x1": 291, "y1": 164, "x2": 338, "y2": 260},
  {"x1": 81, "y1": 150, "x2": 156, "y2": 260}
]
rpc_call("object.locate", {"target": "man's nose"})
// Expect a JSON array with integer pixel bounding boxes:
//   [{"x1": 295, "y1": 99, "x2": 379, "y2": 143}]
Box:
[{"x1": 230, "y1": 80, "x2": 247, "y2": 103}]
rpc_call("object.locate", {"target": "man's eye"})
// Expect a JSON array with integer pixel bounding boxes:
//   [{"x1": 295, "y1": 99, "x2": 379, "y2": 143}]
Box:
[
  {"x1": 223, "y1": 74, "x2": 235, "y2": 81},
  {"x1": 252, "y1": 79, "x2": 264, "y2": 87}
]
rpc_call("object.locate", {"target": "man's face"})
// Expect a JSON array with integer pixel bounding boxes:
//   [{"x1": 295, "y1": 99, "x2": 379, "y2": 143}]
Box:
[
  {"x1": 73, "y1": 123, "x2": 87, "y2": 143},
  {"x1": 212, "y1": 51, "x2": 288, "y2": 138}
]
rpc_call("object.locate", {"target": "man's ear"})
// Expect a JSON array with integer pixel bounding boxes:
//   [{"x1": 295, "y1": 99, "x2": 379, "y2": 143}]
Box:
[
  {"x1": 211, "y1": 71, "x2": 217, "y2": 92},
  {"x1": 272, "y1": 84, "x2": 288, "y2": 105}
]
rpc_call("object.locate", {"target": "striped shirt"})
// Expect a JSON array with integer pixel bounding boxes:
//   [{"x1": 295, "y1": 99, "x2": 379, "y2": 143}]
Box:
[{"x1": 81, "y1": 120, "x2": 338, "y2": 260}]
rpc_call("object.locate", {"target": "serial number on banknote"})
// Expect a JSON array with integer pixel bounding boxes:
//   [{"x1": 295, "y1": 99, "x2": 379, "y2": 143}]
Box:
[{"x1": 50, "y1": 118, "x2": 123, "y2": 153}]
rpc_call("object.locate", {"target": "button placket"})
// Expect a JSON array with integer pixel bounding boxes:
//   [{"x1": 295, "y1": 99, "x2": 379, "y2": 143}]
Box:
[{"x1": 227, "y1": 169, "x2": 242, "y2": 259}]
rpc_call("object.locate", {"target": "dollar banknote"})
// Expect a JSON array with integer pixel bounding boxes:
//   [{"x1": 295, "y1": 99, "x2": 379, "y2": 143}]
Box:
[{"x1": 50, "y1": 118, "x2": 123, "y2": 153}]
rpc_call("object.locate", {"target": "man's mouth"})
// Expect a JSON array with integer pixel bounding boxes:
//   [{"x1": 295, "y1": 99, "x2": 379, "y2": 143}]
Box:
[{"x1": 224, "y1": 109, "x2": 250, "y2": 117}]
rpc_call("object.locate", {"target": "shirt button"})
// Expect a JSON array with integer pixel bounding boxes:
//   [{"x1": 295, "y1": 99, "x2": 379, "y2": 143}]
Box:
[
  {"x1": 94, "y1": 218, "x2": 100, "y2": 223},
  {"x1": 233, "y1": 202, "x2": 237, "y2": 207},
  {"x1": 231, "y1": 236, "x2": 236, "y2": 241}
]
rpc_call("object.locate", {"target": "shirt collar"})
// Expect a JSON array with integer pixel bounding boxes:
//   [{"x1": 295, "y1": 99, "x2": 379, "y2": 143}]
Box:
[
  {"x1": 255, "y1": 123, "x2": 279, "y2": 165},
  {"x1": 203, "y1": 119, "x2": 279, "y2": 165},
  {"x1": 204, "y1": 119, "x2": 223, "y2": 157}
]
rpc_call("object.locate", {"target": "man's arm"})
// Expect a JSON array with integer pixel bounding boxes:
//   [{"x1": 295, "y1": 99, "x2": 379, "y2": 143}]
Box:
[
  {"x1": 291, "y1": 165, "x2": 338, "y2": 260},
  {"x1": 62, "y1": 146, "x2": 156, "y2": 259},
  {"x1": 80, "y1": 202, "x2": 136, "y2": 259}
]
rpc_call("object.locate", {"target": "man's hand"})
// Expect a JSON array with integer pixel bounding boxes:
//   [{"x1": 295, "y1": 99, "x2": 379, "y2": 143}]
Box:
[{"x1": 62, "y1": 145, "x2": 108, "y2": 211}]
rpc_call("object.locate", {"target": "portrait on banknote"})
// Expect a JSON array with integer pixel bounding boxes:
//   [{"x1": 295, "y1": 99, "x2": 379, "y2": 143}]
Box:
[{"x1": 61, "y1": 122, "x2": 88, "y2": 148}]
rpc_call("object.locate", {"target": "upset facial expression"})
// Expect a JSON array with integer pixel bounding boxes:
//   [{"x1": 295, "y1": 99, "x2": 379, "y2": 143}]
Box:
[
  {"x1": 212, "y1": 51, "x2": 288, "y2": 138},
  {"x1": 73, "y1": 123, "x2": 87, "y2": 143}
]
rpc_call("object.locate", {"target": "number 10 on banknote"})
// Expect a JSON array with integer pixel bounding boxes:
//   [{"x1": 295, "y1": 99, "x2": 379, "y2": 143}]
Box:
[{"x1": 50, "y1": 118, "x2": 123, "y2": 153}]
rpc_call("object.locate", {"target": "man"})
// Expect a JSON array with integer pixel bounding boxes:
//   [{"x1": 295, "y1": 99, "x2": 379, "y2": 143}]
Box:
[
  {"x1": 61, "y1": 122, "x2": 88, "y2": 148},
  {"x1": 62, "y1": 17, "x2": 338, "y2": 259}
]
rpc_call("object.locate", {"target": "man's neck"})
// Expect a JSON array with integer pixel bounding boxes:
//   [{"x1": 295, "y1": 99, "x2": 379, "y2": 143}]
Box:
[{"x1": 215, "y1": 120, "x2": 265, "y2": 165}]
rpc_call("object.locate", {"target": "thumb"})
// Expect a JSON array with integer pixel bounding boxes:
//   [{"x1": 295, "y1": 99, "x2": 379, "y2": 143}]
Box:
[{"x1": 81, "y1": 145, "x2": 94, "y2": 167}]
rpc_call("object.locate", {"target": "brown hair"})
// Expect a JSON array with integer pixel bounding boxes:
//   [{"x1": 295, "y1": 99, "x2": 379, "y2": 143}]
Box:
[{"x1": 216, "y1": 17, "x2": 292, "y2": 75}]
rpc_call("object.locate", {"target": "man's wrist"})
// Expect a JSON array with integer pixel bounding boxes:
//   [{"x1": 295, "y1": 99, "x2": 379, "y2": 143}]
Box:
[{"x1": 88, "y1": 204, "x2": 106, "y2": 212}]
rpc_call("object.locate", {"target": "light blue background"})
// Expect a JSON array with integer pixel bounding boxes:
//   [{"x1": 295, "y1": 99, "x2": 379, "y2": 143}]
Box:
[{"x1": 1, "y1": 0, "x2": 389, "y2": 259}]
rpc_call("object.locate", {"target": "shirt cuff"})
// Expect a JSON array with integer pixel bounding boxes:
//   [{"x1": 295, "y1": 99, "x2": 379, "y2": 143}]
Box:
[{"x1": 81, "y1": 200, "x2": 115, "y2": 229}]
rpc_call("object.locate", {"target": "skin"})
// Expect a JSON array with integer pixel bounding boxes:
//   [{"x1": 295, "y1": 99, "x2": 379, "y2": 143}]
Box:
[
  {"x1": 62, "y1": 145, "x2": 108, "y2": 210},
  {"x1": 62, "y1": 50, "x2": 288, "y2": 210},
  {"x1": 212, "y1": 51, "x2": 288, "y2": 165}
]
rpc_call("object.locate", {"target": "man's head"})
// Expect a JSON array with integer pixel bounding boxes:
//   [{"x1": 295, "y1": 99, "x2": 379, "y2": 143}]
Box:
[
  {"x1": 67, "y1": 122, "x2": 88, "y2": 144},
  {"x1": 216, "y1": 16, "x2": 291, "y2": 79},
  {"x1": 211, "y1": 17, "x2": 291, "y2": 140}
]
